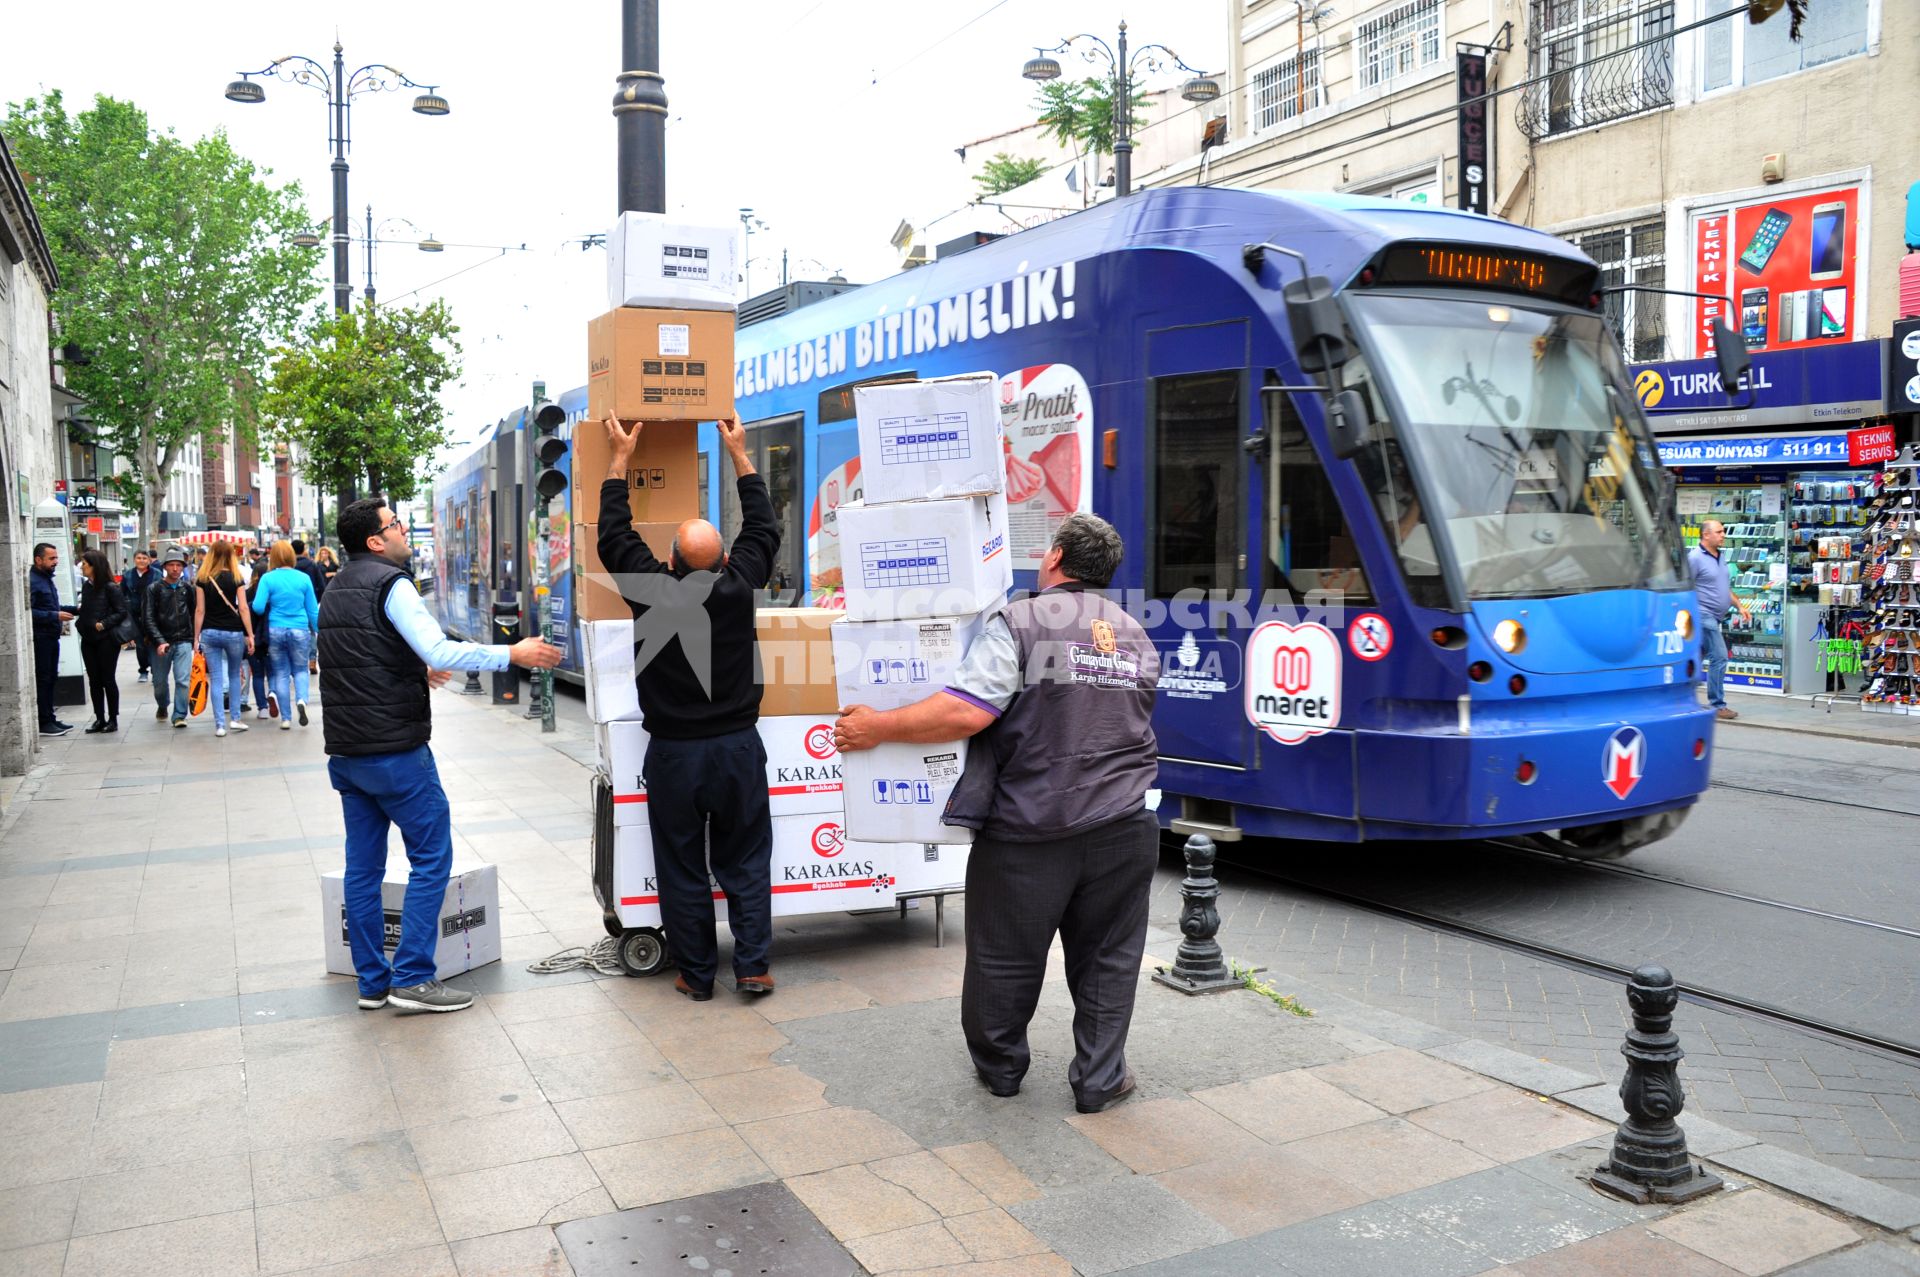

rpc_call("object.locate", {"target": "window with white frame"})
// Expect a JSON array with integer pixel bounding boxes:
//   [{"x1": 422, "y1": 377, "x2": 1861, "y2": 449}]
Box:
[
  {"x1": 1250, "y1": 47, "x2": 1323, "y2": 131},
  {"x1": 1702, "y1": 0, "x2": 1868, "y2": 92},
  {"x1": 1571, "y1": 217, "x2": 1667, "y2": 362},
  {"x1": 1355, "y1": 0, "x2": 1442, "y2": 91},
  {"x1": 1522, "y1": 1, "x2": 1674, "y2": 138}
]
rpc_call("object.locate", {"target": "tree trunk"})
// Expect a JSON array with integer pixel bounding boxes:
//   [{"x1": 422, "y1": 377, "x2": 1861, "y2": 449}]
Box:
[{"x1": 366, "y1": 464, "x2": 383, "y2": 499}]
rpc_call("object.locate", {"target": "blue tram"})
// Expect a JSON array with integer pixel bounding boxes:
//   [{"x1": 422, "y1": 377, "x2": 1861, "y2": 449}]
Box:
[{"x1": 435, "y1": 186, "x2": 1714, "y2": 857}]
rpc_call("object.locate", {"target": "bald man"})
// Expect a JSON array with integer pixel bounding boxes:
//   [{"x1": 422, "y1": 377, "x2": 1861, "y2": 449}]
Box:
[{"x1": 598, "y1": 413, "x2": 782, "y2": 1001}]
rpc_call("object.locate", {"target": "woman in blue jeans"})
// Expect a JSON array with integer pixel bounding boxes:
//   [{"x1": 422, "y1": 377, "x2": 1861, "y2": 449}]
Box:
[
  {"x1": 192, "y1": 540, "x2": 256, "y2": 737},
  {"x1": 250, "y1": 539, "x2": 320, "y2": 729}
]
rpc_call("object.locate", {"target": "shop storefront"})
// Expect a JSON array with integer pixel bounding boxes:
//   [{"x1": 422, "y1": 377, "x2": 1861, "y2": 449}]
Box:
[{"x1": 1633, "y1": 339, "x2": 1898, "y2": 696}]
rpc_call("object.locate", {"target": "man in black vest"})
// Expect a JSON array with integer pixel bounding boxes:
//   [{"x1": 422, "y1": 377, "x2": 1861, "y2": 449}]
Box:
[
  {"x1": 319, "y1": 497, "x2": 562, "y2": 1013},
  {"x1": 597, "y1": 413, "x2": 781, "y2": 1002},
  {"x1": 834, "y1": 513, "x2": 1159, "y2": 1113}
]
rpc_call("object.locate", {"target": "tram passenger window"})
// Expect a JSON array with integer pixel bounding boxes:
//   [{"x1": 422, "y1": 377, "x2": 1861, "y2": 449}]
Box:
[
  {"x1": 720, "y1": 415, "x2": 804, "y2": 602},
  {"x1": 1264, "y1": 385, "x2": 1371, "y2": 606},
  {"x1": 697, "y1": 450, "x2": 711, "y2": 522},
  {"x1": 1149, "y1": 372, "x2": 1241, "y2": 598},
  {"x1": 1340, "y1": 355, "x2": 1450, "y2": 611}
]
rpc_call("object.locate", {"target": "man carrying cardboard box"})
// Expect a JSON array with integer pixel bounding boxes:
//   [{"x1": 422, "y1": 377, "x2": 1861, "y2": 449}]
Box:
[
  {"x1": 834, "y1": 513, "x2": 1159, "y2": 1113},
  {"x1": 597, "y1": 412, "x2": 782, "y2": 1001}
]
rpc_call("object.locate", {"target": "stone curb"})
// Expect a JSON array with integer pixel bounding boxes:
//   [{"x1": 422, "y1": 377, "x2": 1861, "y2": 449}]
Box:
[{"x1": 1259, "y1": 968, "x2": 1920, "y2": 1237}]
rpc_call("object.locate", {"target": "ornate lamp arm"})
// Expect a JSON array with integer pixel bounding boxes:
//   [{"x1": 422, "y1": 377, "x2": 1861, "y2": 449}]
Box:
[
  {"x1": 345, "y1": 64, "x2": 441, "y2": 99},
  {"x1": 233, "y1": 55, "x2": 334, "y2": 96},
  {"x1": 1045, "y1": 33, "x2": 1119, "y2": 72}
]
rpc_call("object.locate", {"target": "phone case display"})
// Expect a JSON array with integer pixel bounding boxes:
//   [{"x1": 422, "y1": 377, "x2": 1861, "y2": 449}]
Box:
[
  {"x1": 1862, "y1": 449, "x2": 1920, "y2": 712},
  {"x1": 1787, "y1": 471, "x2": 1871, "y2": 603},
  {"x1": 1679, "y1": 485, "x2": 1786, "y2": 692}
]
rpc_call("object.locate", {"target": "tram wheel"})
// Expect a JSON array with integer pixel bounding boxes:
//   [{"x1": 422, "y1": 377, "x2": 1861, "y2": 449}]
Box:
[{"x1": 616, "y1": 928, "x2": 670, "y2": 978}]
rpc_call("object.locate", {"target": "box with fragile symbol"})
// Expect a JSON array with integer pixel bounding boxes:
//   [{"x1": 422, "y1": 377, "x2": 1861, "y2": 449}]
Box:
[
  {"x1": 586, "y1": 306, "x2": 736, "y2": 423},
  {"x1": 571, "y1": 417, "x2": 701, "y2": 526}
]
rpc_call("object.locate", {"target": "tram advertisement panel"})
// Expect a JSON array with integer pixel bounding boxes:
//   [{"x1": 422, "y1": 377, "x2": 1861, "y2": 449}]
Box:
[
  {"x1": 1693, "y1": 184, "x2": 1861, "y2": 357},
  {"x1": 806, "y1": 442, "x2": 863, "y2": 606},
  {"x1": 998, "y1": 363, "x2": 1093, "y2": 567}
]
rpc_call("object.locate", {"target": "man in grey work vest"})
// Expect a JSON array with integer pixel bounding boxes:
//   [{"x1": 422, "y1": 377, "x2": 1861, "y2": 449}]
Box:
[
  {"x1": 834, "y1": 513, "x2": 1160, "y2": 1113},
  {"x1": 1688, "y1": 519, "x2": 1750, "y2": 721}
]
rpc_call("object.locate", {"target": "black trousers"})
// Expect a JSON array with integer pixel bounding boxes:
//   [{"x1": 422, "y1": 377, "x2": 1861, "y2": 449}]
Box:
[
  {"x1": 642, "y1": 725, "x2": 774, "y2": 989},
  {"x1": 961, "y1": 808, "x2": 1159, "y2": 1105},
  {"x1": 33, "y1": 625, "x2": 60, "y2": 728},
  {"x1": 81, "y1": 634, "x2": 122, "y2": 723}
]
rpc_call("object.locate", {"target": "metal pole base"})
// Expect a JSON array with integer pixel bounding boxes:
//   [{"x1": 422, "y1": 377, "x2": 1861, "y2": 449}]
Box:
[
  {"x1": 1152, "y1": 964, "x2": 1243, "y2": 996},
  {"x1": 1590, "y1": 1161, "x2": 1724, "y2": 1205},
  {"x1": 459, "y1": 671, "x2": 486, "y2": 696}
]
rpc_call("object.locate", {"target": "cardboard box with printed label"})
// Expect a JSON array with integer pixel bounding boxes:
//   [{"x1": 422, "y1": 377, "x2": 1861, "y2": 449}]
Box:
[
  {"x1": 599, "y1": 715, "x2": 845, "y2": 828},
  {"x1": 755, "y1": 608, "x2": 842, "y2": 717},
  {"x1": 835, "y1": 493, "x2": 1012, "y2": 622},
  {"x1": 602, "y1": 819, "x2": 896, "y2": 930},
  {"x1": 890, "y1": 840, "x2": 969, "y2": 895},
  {"x1": 606, "y1": 212, "x2": 741, "y2": 312},
  {"x1": 839, "y1": 739, "x2": 973, "y2": 845},
  {"x1": 575, "y1": 521, "x2": 677, "y2": 622},
  {"x1": 830, "y1": 611, "x2": 993, "y2": 712},
  {"x1": 320, "y1": 861, "x2": 501, "y2": 980},
  {"x1": 586, "y1": 307, "x2": 736, "y2": 424},
  {"x1": 571, "y1": 418, "x2": 701, "y2": 526},
  {"x1": 582, "y1": 618, "x2": 642, "y2": 722},
  {"x1": 854, "y1": 374, "x2": 1005, "y2": 503}
]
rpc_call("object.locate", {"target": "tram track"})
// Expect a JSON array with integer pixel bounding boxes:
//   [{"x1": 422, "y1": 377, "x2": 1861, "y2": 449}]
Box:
[
  {"x1": 1708, "y1": 778, "x2": 1920, "y2": 818},
  {"x1": 1214, "y1": 850, "x2": 1920, "y2": 1068}
]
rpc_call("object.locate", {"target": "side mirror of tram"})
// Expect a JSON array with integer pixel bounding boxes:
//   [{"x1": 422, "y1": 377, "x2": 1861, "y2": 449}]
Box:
[
  {"x1": 1709, "y1": 318, "x2": 1756, "y2": 409},
  {"x1": 1282, "y1": 275, "x2": 1350, "y2": 375},
  {"x1": 1326, "y1": 389, "x2": 1373, "y2": 460}
]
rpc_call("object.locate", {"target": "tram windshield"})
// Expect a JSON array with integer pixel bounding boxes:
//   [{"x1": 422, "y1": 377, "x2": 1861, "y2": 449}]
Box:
[{"x1": 1346, "y1": 294, "x2": 1686, "y2": 600}]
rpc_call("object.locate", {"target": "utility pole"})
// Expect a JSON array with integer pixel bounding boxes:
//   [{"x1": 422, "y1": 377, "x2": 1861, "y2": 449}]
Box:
[{"x1": 614, "y1": 0, "x2": 667, "y2": 214}]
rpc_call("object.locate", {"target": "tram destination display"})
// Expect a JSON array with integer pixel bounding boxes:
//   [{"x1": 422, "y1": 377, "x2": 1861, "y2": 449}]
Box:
[{"x1": 1369, "y1": 243, "x2": 1597, "y2": 303}]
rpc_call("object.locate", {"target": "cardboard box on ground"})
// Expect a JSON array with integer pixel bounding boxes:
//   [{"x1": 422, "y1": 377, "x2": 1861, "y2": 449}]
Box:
[
  {"x1": 581, "y1": 610, "x2": 840, "y2": 722},
  {"x1": 605, "y1": 213, "x2": 741, "y2": 312},
  {"x1": 320, "y1": 862, "x2": 501, "y2": 980},
  {"x1": 586, "y1": 308, "x2": 735, "y2": 424}
]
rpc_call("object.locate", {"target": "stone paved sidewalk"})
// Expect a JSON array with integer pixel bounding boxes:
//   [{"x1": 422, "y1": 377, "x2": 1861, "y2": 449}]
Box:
[{"x1": 1, "y1": 676, "x2": 1918, "y2": 1274}]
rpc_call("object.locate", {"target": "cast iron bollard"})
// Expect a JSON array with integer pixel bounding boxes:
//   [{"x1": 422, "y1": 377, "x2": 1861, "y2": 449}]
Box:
[
  {"x1": 1590, "y1": 964, "x2": 1725, "y2": 1204},
  {"x1": 459, "y1": 670, "x2": 485, "y2": 696},
  {"x1": 1153, "y1": 834, "x2": 1242, "y2": 995}
]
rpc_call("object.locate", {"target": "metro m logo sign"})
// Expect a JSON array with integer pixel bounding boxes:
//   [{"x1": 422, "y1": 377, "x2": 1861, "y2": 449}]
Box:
[{"x1": 1245, "y1": 622, "x2": 1342, "y2": 745}]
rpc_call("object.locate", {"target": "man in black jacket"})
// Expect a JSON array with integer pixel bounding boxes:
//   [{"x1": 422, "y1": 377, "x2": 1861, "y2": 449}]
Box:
[
  {"x1": 597, "y1": 413, "x2": 780, "y2": 1002},
  {"x1": 29, "y1": 543, "x2": 76, "y2": 736},
  {"x1": 143, "y1": 548, "x2": 198, "y2": 726},
  {"x1": 292, "y1": 538, "x2": 327, "y2": 600},
  {"x1": 124, "y1": 550, "x2": 159, "y2": 683}
]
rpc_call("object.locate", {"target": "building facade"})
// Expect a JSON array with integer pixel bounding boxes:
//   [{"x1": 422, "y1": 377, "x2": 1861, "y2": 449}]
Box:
[{"x1": 0, "y1": 132, "x2": 67, "y2": 777}]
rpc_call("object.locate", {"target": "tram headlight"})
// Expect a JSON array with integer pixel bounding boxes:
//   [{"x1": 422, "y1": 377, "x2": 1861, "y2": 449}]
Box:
[
  {"x1": 1492, "y1": 619, "x2": 1527, "y2": 654},
  {"x1": 1675, "y1": 609, "x2": 1694, "y2": 640}
]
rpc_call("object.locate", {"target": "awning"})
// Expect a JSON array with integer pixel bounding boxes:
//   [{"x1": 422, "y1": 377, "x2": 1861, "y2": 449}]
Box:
[{"x1": 172, "y1": 529, "x2": 257, "y2": 546}]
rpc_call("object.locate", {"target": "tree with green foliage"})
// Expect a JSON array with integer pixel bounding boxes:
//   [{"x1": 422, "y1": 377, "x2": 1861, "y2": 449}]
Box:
[
  {"x1": 5, "y1": 91, "x2": 321, "y2": 536},
  {"x1": 1032, "y1": 77, "x2": 1149, "y2": 164},
  {"x1": 974, "y1": 152, "x2": 1048, "y2": 198},
  {"x1": 260, "y1": 300, "x2": 462, "y2": 501}
]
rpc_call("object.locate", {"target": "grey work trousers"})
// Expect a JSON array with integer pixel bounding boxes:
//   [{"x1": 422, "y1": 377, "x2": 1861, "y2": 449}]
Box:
[{"x1": 960, "y1": 807, "x2": 1160, "y2": 1106}]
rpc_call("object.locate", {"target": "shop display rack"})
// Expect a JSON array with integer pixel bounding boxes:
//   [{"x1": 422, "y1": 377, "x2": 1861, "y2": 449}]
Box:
[{"x1": 1861, "y1": 449, "x2": 1920, "y2": 714}]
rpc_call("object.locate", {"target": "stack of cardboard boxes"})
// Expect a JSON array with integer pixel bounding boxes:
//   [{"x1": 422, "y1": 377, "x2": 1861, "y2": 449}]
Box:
[{"x1": 829, "y1": 375, "x2": 1012, "y2": 886}]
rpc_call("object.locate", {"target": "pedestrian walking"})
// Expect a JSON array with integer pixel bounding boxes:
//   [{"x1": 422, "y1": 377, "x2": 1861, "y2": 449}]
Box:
[
  {"x1": 597, "y1": 412, "x2": 782, "y2": 1002},
  {"x1": 29, "y1": 542, "x2": 77, "y2": 737},
  {"x1": 834, "y1": 513, "x2": 1161, "y2": 1113},
  {"x1": 319, "y1": 497, "x2": 562, "y2": 1013},
  {"x1": 192, "y1": 540, "x2": 255, "y2": 737},
  {"x1": 244, "y1": 548, "x2": 271, "y2": 718},
  {"x1": 124, "y1": 549, "x2": 159, "y2": 684},
  {"x1": 251, "y1": 539, "x2": 319, "y2": 729},
  {"x1": 1688, "y1": 519, "x2": 1751, "y2": 722},
  {"x1": 187, "y1": 546, "x2": 206, "y2": 584},
  {"x1": 292, "y1": 538, "x2": 328, "y2": 601},
  {"x1": 315, "y1": 545, "x2": 340, "y2": 592},
  {"x1": 143, "y1": 548, "x2": 197, "y2": 728},
  {"x1": 74, "y1": 549, "x2": 133, "y2": 735}
]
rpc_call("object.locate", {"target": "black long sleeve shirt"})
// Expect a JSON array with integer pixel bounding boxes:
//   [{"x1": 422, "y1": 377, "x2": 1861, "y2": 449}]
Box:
[{"x1": 597, "y1": 472, "x2": 781, "y2": 740}]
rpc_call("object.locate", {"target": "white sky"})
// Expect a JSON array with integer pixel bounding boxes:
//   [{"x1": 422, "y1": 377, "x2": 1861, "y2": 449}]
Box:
[{"x1": 3, "y1": 1, "x2": 1226, "y2": 459}]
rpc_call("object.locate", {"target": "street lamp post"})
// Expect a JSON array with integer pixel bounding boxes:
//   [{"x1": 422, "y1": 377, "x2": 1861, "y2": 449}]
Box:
[
  {"x1": 739, "y1": 208, "x2": 768, "y2": 295},
  {"x1": 1021, "y1": 21, "x2": 1219, "y2": 199},
  {"x1": 362, "y1": 208, "x2": 444, "y2": 308},
  {"x1": 225, "y1": 41, "x2": 448, "y2": 509}
]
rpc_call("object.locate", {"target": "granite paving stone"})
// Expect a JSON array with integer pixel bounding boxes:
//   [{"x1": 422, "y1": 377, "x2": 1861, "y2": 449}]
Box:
[
  {"x1": 409, "y1": 1104, "x2": 580, "y2": 1178},
  {"x1": 524, "y1": 1044, "x2": 678, "y2": 1105},
  {"x1": 736, "y1": 1105, "x2": 921, "y2": 1177},
  {"x1": 690, "y1": 1064, "x2": 829, "y2": 1123},
  {"x1": 552, "y1": 1080, "x2": 724, "y2": 1151},
  {"x1": 71, "y1": 1150, "x2": 254, "y2": 1237},
  {"x1": 583, "y1": 1127, "x2": 774, "y2": 1209},
  {"x1": 278, "y1": 1243, "x2": 459, "y2": 1276},
  {"x1": 1064, "y1": 1096, "x2": 1269, "y2": 1175},
  {"x1": 445, "y1": 1225, "x2": 577, "y2": 1276},
  {"x1": 785, "y1": 1163, "x2": 940, "y2": 1240},
  {"x1": 1009, "y1": 1176, "x2": 1232, "y2": 1276},
  {"x1": 254, "y1": 1178, "x2": 445, "y2": 1274},
  {"x1": 940, "y1": 1206, "x2": 1050, "y2": 1262},
  {"x1": 845, "y1": 1219, "x2": 973, "y2": 1273},
  {"x1": 867, "y1": 1150, "x2": 993, "y2": 1217},
  {"x1": 0, "y1": 1179, "x2": 81, "y2": 1251},
  {"x1": 1388, "y1": 1162, "x2": 1630, "y2": 1264},
  {"x1": 249, "y1": 1132, "x2": 424, "y2": 1209},
  {"x1": 1284, "y1": 1115, "x2": 1499, "y2": 1199},
  {"x1": 1648, "y1": 1186, "x2": 1862, "y2": 1275},
  {"x1": 1153, "y1": 1143, "x2": 1372, "y2": 1238},
  {"x1": 934, "y1": 1143, "x2": 1046, "y2": 1208},
  {"x1": 424, "y1": 1152, "x2": 613, "y2": 1243},
  {"x1": 1500, "y1": 1225, "x2": 1744, "y2": 1275},
  {"x1": 1406, "y1": 1087, "x2": 1612, "y2": 1162},
  {"x1": 1308, "y1": 1046, "x2": 1501, "y2": 1114},
  {"x1": 1188, "y1": 1068, "x2": 1388, "y2": 1144},
  {"x1": 59, "y1": 1207, "x2": 259, "y2": 1277}
]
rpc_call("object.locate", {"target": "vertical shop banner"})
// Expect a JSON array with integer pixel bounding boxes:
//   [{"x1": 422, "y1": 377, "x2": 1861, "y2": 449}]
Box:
[
  {"x1": 1694, "y1": 214, "x2": 1729, "y2": 356},
  {"x1": 998, "y1": 364, "x2": 1093, "y2": 567},
  {"x1": 1455, "y1": 51, "x2": 1489, "y2": 215},
  {"x1": 1695, "y1": 185, "x2": 1861, "y2": 358}
]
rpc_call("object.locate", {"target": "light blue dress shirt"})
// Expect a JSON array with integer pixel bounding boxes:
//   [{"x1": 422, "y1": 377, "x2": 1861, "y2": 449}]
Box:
[{"x1": 382, "y1": 578, "x2": 511, "y2": 672}]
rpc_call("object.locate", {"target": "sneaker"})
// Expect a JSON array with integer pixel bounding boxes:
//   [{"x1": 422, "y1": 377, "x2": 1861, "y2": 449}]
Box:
[
  {"x1": 279, "y1": 719, "x2": 291, "y2": 731},
  {"x1": 156, "y1": 707, "x2": 167, "y2": 720},
  {"x1": 357, "y1": 989, "x2": 389, "y2": 1010},
  {"x1": 39, "y1": 723, "x2": 72, "y2": 737},
  {"x1": 387, "y1": 980, "x2": 474, "y2": 1013},
  {"x1": 173, "y1": 719, "x2": 187, "y2": 729},
  {"x1": 297, "y1": 701, "x2": 310, "y2": 726},
  {"x1": 137, "y1": 671, "x2": 150, "y2": 683},
  {"x1": 267, "y1": 693, "x2": 279, "y2": 719},
  {"x1": 238, "y1": 703, "x2": 251, "y2": 715},
  {"x1": 255, "y1": 708, "x2": 268, "y2": 721},
  {"x1": 228, "y1": 720, "x2": 249, "y2": 733}
]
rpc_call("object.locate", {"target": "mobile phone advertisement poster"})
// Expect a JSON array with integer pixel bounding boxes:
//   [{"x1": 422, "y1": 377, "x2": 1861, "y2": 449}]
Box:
[{"x1": 1694, "y1": 185, "x2": 1859, "y2": 358}]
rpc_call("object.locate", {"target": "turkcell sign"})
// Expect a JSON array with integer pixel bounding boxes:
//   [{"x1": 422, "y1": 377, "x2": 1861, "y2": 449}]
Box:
[{"x1": 1631, "y1": 340, "x2": 1886, "y2": 433}]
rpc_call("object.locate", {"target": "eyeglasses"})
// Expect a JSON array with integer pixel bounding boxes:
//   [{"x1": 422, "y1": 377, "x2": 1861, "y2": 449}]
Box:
[{"x1": 381, "y1": 517, "x2": 406, "y2": 536}]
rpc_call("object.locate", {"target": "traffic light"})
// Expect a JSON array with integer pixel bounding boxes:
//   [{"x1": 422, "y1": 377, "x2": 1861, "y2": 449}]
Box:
[{"x1": 533, "y1": 401, "x2": 568, "y2": 502}]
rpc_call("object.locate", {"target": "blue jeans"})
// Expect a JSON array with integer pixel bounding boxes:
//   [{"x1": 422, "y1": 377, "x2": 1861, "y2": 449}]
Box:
[
  {"x1": 1701, "y1": 623, "x2": 1728, "y2": 708},
  {"x1": 329, "y1": 745, "x2": 455, "y2": 995},
  {"x1": 249, "y1": 629, "x2": 269, "y2": 710},
  {"x1": 269, "y1": 627, "x2": 313, "y2": 715},
  {"x1": 153, "y1": 641, "x2": 195, "y2": 720},
  {"x1": 200, "y1": 629, "x2": 249, "y2": 726}
]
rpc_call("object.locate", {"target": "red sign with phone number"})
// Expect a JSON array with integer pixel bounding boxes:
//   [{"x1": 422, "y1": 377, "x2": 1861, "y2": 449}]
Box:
[{"x1": 1848, "y1": 425, "x2": 1897, "y2": 467}]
